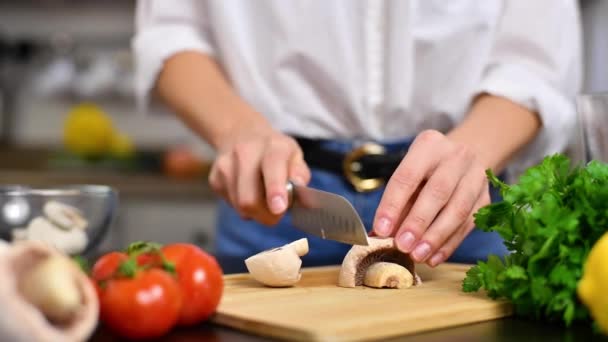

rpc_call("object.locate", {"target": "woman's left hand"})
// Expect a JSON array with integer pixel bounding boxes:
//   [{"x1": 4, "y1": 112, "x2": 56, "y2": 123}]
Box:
[{"x1": 372, "y1": 129, "x2": 491, "y2": 267}]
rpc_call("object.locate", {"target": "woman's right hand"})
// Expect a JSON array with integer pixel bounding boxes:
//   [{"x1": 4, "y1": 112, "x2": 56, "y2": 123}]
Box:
[{"x1": 208, "y1": 122, "x2": 311, "y2": 226}]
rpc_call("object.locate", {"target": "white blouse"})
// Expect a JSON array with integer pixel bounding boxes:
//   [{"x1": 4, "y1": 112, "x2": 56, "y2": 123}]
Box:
[{"x1": 133, "y1": 0, "x2": 582, "y2": 176}]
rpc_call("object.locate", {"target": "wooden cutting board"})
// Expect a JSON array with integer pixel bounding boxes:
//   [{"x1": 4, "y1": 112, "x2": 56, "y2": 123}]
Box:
[{"x1": 211, "y1": 263, "x2": 513, "y2": 341}]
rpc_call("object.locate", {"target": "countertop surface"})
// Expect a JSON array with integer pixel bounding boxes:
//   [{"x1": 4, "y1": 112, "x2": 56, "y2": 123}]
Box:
[
  {"x1": 1, "y1": 146, "x2": 215, "y2": 199},
  {"x1": 0, "y1": 169, "x2": 215, "y2": 199},
  {"x1": 90, "y1": 317, "x2": 605, "y2": 342}
]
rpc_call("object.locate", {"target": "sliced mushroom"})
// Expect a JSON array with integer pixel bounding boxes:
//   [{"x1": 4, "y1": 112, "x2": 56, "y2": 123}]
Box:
[
  {"x1": 245, "y1": 238, "x2": 309, "y2": 287},
  {"x1": 43, "y1": 201, "x2": 88, "y2": 231},
  {"x1": 363, "y1": 262, "x2": 414, "y2": 289},
  {"x1": 25, "y1": 217, "x2": 88, "y2": 255},
  {"x1": 338, "y1": 237, "x2": 421, "y2": 288},
  {"x1": 0, "y1": 240, "x2": 98, "y2": 342}
]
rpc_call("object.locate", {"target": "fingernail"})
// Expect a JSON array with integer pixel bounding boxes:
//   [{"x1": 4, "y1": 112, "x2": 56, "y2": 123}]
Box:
[
  {"x1": 429, "y1": 252, "x2": 444, "y2": 267},
  {"x1": 412, "y1": 242, "x2": 431, "y2": 261},
  {"x1": 270, "y1": 196, "x2": 287, "y2": 214},
  {"x1": 375, "y1": 218, "x2": 391, "y2": 236},
  {"x1": 397, "y1": 232, "x2": 416, "y2": 252}
]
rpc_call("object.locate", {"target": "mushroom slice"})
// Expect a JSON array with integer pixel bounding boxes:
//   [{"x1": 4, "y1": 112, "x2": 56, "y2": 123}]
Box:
[
  {"x1": 26, "y1": 217, "x2": 88, "y2": 255},
  {"x1": 43, "y1": 201, "x2": 88, "y2": 231},
  {"x1": 0, "y1": 241, "x2": 98, "y2": 342},
  {"x1": 338, "y1": 237, "x2": 421, "y2": 288},
  {"x1": 363, "y1": 262, "x2": 413, "y2": 289},
  {"x1": 245, "y1": 238, "x2": 309, "y2": 287}
]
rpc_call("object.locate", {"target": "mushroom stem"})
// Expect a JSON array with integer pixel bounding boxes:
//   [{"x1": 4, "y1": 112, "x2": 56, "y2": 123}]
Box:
[{"x1": 363, "y1": 262, "x2": 413, "y2": 289}]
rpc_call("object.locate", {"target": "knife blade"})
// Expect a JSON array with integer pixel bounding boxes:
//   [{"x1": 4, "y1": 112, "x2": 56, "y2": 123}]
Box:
[{"x1": 286, "y1": 182, "x2": 369, "y2": 246}]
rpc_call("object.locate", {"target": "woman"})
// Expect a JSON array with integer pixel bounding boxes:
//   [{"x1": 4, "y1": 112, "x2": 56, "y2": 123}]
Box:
[{"x1": 132, "y1": 1, "x2": 581, "y2": 272}]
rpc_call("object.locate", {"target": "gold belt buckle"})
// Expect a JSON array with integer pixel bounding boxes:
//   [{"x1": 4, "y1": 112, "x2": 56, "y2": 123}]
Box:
[{"x1": 342, "y1": 142, "x2": 386, "y2": 192}]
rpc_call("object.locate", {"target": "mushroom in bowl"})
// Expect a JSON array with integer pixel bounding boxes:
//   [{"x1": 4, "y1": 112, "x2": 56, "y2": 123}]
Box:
[{"x1": 0, "y1": 185, "x2": 118, "y2": 256}]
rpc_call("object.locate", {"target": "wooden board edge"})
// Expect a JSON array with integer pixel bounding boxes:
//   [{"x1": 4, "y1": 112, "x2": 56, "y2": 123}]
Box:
[
  {"x1": 211, "y1": 301, "x2": 514, "y2": 342},
  {"x1": 211, "y1": 311, "x2": 318, "y2": 342},
  {"x1": 324, "y1": 301, "x2": 515, "y2": 342}
]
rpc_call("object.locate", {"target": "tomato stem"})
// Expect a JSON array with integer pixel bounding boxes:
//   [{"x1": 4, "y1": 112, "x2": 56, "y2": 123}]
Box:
[
  {"x1": 118, "y1": 259, "x2": 138, "y2": 278},
  {"x1": 126, "y1": 241, "x2": 163, "y2": 256}
]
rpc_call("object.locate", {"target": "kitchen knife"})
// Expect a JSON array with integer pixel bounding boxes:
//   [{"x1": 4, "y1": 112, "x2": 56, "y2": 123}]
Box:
[{"x1": 286, "y1": 182, "x2": 369, "y2": 246}]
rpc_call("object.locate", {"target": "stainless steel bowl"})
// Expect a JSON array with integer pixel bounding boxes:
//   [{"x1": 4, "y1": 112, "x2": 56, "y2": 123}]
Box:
[{"x1": 0, "y1": 184, "x2": 118, "y2": 255}]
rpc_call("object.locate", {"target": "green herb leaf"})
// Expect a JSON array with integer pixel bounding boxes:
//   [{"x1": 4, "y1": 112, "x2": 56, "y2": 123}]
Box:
[{"x1": 462, "y1": 153, "x2": 608, "y2": 327}]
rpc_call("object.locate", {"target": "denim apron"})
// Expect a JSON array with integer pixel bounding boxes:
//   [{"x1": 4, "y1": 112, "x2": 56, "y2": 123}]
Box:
[{"x1": 213, "y1": 138, "x2": 509, "y2": 273}]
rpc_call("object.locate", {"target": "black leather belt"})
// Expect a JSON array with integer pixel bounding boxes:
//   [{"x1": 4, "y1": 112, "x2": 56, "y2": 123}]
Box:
[{"x1": 293, "y1": 137, "x2": 408, "y2": 192}]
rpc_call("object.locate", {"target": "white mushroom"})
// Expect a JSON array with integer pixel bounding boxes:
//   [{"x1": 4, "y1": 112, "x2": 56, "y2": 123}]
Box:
[
  {"x1": 43, "y1": 201, "x2": 88, "y2": 231},
  {"x1": 25, "y1": 217, "x2": 88, "y2": 255},
  {"x1": 11, "y1": 228, "x2": 28, "y2": 241},
  {"x1": 363, "y1": 262, "x2": 414, "y2": 289},
  {"x1": 245, "y1": 238, "x2": 309, "y2": 287},
  {"x1": 21, "y1": 255, "x2": 83, "y2": 323},
  {"x1": 0, "y1": 240, "x2": 98, "y2": 342},
  {"x1": 338, "y1": 237, "x2": 421, "y2": 288}
]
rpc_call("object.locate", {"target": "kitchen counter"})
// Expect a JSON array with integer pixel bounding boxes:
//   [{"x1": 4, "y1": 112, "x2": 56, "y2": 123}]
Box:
[
  {"x1": 87, "y1": 262, "x2": 606, "y2": 341},
  {"x1": 90, "y1": 316, "x2": 605, "y2": 341},
  {"x1": 0, "y1": 169, "x2": 215, "y2": 199},
  {"x1": 0, "y1": 145, "x2": 215, "y2": 199}
]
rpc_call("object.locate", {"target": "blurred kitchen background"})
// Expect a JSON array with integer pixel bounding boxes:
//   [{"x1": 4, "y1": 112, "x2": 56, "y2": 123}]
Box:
[
  {"x1": 0, "y1": 0, "x2": 217, "y2": 255},
  {"x1": 0, "y1": 0, "x2": 607, "y2": 255}
]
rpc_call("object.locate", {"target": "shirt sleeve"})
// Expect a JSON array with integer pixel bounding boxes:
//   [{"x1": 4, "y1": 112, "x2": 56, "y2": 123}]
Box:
[
  {"x1": 132, "y1": 0, "x2": 215, "y2": 114},
  {"x1": 476, "y1": 0, "x2": 583, "y2": 180}
]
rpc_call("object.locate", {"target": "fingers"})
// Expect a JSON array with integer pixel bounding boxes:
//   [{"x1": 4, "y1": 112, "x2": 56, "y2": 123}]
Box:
[
  {"x1": 209, "y1": 134, "x2": 309, "y2": 227},
  {"x1": 234, "y1": 142, "x2": 267, "y2": 218},
  {"x1": 373, "y1": 130, "x2": 445, "y2": 237},
  {"x1": 426, "y1": 185, "x2": 491, "y2": 267},
  {"x1": 288, "y1": 152, "x2": 311, "y2": 186},
  {"x1": 208, "y1": 154, "x2": 235, "y2": 204},
  {"x1": 394, "y1": 144, "x2": 474, "y2": 255},
  {"x1": 405, "y1": 164, "x2": 484, "y2": 263},
  {"x1": 262, "y1": 141, "x2": 294, "y2": 215}
]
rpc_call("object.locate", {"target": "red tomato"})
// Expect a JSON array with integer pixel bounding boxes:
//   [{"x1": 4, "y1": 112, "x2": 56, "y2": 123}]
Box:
[
  {"x1": 99, "y1": 268, "x2": 183, "y2": 340},
  {"x1": 91, "y1": 251, "x2": 128, "y2": 281},
  {"x1": 161, "y1": 243, "x2": 224, "y2": 326}
]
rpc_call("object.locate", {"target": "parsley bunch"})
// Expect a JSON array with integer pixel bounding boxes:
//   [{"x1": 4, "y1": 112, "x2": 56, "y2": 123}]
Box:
[{"x1": 462, "y1": 154, "x2": 608, "y2": 325}]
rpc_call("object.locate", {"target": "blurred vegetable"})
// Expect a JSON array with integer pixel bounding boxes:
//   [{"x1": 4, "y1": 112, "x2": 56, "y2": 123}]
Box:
[
  {"x1": 63, "y1": 102, "x2": 135, "y2": 159},
  {"x1": 578, "y1": 231, "x2": 608, "y2": 334},
  {"x1": 108, "y1": 131, "x2": 135, "y2": 159},
  {"x1": 63, "y1": 103, "x2": 114, "y2": 158},
  {"x1": 163, "y1": 146, "x2": 207, "y2": 180}
]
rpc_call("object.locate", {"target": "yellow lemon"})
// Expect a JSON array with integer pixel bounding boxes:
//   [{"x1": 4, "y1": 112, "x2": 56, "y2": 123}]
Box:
[
  {"x1": 109, "y1": 131, "x2": 135, "y2": 159},
  {"x1": 578, "y1": 231, "x2": 608, "y2": 334},
  {"x1": 63, "y1": 103, "x2": 114, "y2": 158}
]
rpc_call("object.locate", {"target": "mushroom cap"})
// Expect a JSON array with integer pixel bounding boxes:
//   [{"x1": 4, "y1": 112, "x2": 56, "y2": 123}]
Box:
[
  {"x1": 43, "y1": 201, "x2": 88, "y2": 231},
  {"x1": 0, "y1": 241, "x2": 98, "y2": 342},
  {"x1": 26, "y1": 217, "x2": 88, "y2": 255},
  {"x1": 338, "y1": 237, "x2": 421, "y2": 288},
  {"x1": 245, "y1": 239, "x2": 309, "y2": 287},
  {"x1": 286, "y1": 238, "x2": 309, "y2": 257}
]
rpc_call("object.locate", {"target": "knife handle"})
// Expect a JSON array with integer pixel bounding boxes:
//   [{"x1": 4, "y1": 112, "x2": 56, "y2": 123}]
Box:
[{"x1": 286, "y1": 181, "x2": 295, "y2": 208}]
